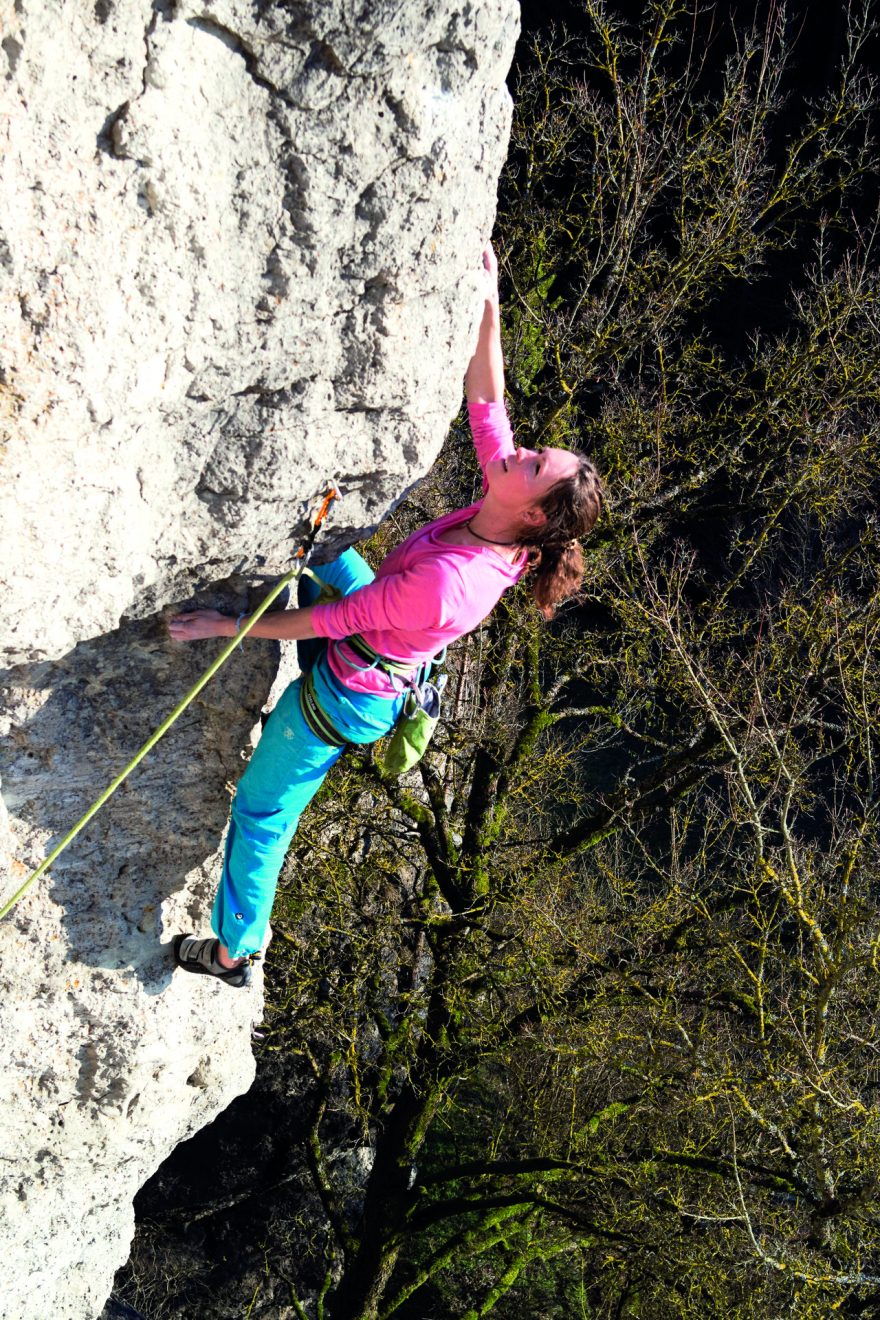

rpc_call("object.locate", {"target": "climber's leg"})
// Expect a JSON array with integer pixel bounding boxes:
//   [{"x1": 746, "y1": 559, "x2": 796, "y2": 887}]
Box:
[
  {"x1": 214, "y1": 553, "x2": 380, "y2": 959},
  {"x1": 174, "y1": 549, "x2": 403, "y2": 984},
  {"x1": 210, "y1": 675, "x2": 344, "y2": 960},
  {"x1": 212, "y1": 685, "x2": 402, "y2": 968}
]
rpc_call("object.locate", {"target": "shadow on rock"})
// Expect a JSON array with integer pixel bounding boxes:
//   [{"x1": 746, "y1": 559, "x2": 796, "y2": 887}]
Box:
[{"x1": 0, "y1": 603, "x2": 280, "y2": 994}]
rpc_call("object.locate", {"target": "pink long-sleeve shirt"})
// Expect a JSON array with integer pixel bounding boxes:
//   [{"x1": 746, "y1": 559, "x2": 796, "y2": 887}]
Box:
[{"x1": 311, "y1": 401, "x2": 526, "y2": 697}]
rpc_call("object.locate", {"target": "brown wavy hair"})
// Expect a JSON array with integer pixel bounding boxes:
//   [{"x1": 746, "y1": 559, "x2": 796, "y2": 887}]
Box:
[{"x1": 518, "y1": 453, "x2": 604, "y2": 619}]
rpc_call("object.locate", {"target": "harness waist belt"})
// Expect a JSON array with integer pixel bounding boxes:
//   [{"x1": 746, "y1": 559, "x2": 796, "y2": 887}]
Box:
[
  {"x1": 344, "y1": 633, "x2": 417, "y2": 679},
  {"x1": 301, "y1": 639, "x2": 446, "y2": 750},
  {"x1": 300, "y1": 668, "x2": 348, "y2": 748}
]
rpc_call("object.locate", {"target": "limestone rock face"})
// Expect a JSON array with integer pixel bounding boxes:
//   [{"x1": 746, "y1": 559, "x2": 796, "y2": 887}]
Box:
[
  {"x1": 0, "y1": 0, "x2": 517, "y2": 665},
  {"x1": 0, "y1": 0, "x2": 518, "y2": 1316}
]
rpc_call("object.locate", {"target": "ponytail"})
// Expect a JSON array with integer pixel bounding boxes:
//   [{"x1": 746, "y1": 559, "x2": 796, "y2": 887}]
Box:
[
  {"x1": 520, "y1": 455, "x2": 603, "y2": 619},
  {"x1": 528, "y1": 540, "x2": 586, "y2": 619}
]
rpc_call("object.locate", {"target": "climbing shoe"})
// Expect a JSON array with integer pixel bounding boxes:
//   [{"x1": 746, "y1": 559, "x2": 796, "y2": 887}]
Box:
[{"x1": 172, "y1": 934, "x2": 257, "y2": 988}]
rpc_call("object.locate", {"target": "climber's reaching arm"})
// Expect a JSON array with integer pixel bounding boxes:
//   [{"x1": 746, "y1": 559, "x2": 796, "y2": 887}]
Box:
[
  {"x1": 168, "y1": 606, "x2": 317, "y2": 644},
  {"x1": 463, "y1": 244, "x2": 515, "y2": 486},
  {"x1": 465, "y1": 243, "x2": 505, "y2": 405}
]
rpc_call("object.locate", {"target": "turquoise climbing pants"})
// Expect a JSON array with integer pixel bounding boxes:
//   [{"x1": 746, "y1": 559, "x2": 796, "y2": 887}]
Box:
[{"x1": 212, "y1": 549, "x2": 404, "y2": 957}]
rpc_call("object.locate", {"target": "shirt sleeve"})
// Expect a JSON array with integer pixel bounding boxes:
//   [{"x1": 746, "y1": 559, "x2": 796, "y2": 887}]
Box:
[
  {"x1": 310, "y1": 558, "x2": 468, "y2": 642},
  {"x1": 468, "y1": 400, "x2": 515, "y2": 491}
]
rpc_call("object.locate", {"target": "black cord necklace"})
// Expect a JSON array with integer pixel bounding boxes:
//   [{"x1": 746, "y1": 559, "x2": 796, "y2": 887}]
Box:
[{"x1": 465, "y1": 519, "x2": 520, "y2": 547}]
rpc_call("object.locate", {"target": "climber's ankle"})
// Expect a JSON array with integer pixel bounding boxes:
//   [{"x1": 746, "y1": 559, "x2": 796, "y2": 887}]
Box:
[{"x1": 216, "y1": 943, "x2": 243, "y2": 969}]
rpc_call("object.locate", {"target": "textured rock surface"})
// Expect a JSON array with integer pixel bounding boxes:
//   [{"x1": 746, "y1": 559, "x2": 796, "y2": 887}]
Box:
[
  {"x1": 0, "y1": 0, "x2": 517, "y2": 665},
  {"x1": 0, "y1": 616, "x2": 276, "y2": 1320},
  {"x1": 0, "y1": 0, "x2": 518, "y2": 1316}
]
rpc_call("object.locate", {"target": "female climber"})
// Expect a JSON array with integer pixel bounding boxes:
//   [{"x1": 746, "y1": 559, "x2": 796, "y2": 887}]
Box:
[{"x1": 168, "y1": 244, "x2": 603, "y2": 986}]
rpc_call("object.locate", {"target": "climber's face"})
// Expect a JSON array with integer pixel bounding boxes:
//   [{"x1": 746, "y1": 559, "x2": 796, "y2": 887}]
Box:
[{"x1": 485, "y1": 445, "x2": 580, "y2": 525}]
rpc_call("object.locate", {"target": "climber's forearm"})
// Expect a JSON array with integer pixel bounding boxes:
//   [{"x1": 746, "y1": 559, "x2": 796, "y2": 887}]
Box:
[
  {"x1": 168, "y1": 605, "x2": 318, "y2": 644},
  {"x1": 237, "y1": 605, "x2": 318, "y2": 641},
  {"x1": 465, "y1": 296, "x2": 505, "y2": 404},
  {"x1": 466, "y1": 243, "x2": 504, "y2": 404}
]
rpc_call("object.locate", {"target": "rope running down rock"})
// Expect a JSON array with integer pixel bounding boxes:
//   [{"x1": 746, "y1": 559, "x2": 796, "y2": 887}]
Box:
[{"x1": 0, "y1": 488, "x2": 338, "y2": 922}]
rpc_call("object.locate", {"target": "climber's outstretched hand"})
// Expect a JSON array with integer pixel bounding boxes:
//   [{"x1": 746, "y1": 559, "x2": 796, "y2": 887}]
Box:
[
  {"x1": 168, "y1": 609, "x2": 232, "y2": 643},
  {"x1": 481, "y1": 241, "x2": 499, "y2": 299},
  {"x1": 466, "y1": 246, "x2": 504, "y2": 403}
]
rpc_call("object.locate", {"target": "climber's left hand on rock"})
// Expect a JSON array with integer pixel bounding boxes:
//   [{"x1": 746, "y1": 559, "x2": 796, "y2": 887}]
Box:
[{"x1": 168, "y1": 609, "x2": 233, "y2": 642}]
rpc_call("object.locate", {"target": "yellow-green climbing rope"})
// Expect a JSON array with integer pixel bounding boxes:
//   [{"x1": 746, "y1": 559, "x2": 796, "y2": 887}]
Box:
[{"x1": 0, "y1": 488, "x2": 338, "y2": 922}]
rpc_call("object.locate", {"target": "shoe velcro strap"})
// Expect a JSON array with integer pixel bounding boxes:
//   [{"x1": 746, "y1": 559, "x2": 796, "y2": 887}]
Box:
[{"x1": 179, "y1": 937, "x2": 221, "y2": 970}]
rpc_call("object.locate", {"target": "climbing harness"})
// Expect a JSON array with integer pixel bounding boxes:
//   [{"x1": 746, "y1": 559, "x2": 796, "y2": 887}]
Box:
[
  {"x1": 0, "y1": 488, "x2": 338, "y2": 922},
  {"x1": 298, "y1": 624, "x2": 448, "y2": 776},
  {"x1": 342, "y1": 632, "x2": 426, "y2": 683},
  {"x1": 300, "y1": 666, "x2": 348, "y2": 748}
]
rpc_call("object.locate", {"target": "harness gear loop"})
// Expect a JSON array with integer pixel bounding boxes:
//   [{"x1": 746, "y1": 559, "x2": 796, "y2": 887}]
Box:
[
  {"x1": 344, "y1": 633, "x2": 423, "y2": 683},
  {"x1": 0, "y1": 487, "x2": 339, "y2": 923}
]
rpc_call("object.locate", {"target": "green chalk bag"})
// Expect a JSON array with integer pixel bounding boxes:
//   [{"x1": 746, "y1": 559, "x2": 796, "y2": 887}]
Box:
[{"x1": 380, "y1": 674, "x2": 447, "y2": 777}]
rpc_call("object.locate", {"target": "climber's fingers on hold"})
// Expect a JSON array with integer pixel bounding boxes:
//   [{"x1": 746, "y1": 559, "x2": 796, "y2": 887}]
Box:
[{"x1": 167, "y1": 609, "x2": 226, "y2": 642}]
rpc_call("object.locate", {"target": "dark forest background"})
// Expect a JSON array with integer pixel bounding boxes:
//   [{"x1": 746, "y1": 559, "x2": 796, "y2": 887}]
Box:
[{"x1": 109, "y1": 2, "x2": 880, "y2": 1317}]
